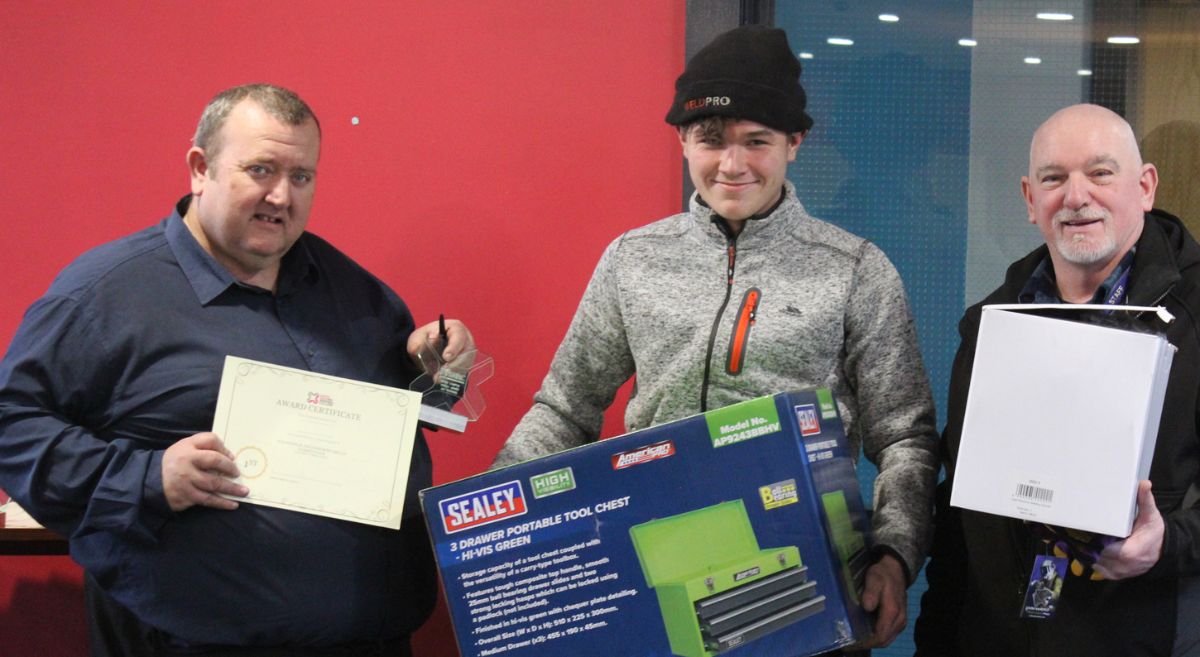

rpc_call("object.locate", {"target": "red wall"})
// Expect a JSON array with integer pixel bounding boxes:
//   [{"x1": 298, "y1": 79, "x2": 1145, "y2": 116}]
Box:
[{"x1": 0, "y1": 2, "x2": 685, "y2": 654}]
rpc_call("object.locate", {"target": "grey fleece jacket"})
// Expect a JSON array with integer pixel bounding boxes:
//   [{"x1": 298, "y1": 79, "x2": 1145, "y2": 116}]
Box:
[{"x1": 493, "y1": 182, "x2": 938, "y2": 579}]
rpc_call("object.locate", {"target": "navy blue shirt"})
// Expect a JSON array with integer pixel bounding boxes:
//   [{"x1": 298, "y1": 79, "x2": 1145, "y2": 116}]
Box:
[
  {"x1": 1018, "y1": 248, "x2": 1136, "y2": 305},
  {"x1": 0, "y1": 197, "x2": 435, "y2": 648}
]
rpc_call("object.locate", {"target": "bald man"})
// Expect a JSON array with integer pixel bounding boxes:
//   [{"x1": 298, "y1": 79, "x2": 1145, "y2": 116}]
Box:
[{"x1": 914, "y1": 104, "x2": 1200, "y2": 656}]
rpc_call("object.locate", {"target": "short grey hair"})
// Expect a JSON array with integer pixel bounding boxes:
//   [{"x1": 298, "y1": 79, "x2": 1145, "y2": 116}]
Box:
[{"x1": 193, "y1": 83, "x2": 320, "y2": 163}]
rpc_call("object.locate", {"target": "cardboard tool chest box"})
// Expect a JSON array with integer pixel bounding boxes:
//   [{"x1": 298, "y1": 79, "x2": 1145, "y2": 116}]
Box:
[{"x1": 420, "y1": 390, "x2": 872, "y2": 657}]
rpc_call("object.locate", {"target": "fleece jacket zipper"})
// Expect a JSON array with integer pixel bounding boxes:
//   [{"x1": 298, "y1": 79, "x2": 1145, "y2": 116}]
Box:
[{"x1": 700, "y1": 220, "x2": 737, "y2": 411}]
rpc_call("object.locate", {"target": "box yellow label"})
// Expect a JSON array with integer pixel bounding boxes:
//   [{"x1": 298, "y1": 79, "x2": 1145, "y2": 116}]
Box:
[{"x1": 760, "y1": 479, "x2": 799, "y2": 509}]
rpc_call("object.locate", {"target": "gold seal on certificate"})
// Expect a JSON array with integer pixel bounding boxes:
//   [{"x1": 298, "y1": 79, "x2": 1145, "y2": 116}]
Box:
[
  {"x1": 234, "y1": 447, "x2": 268, "y2": 478},
  {"x1": 212, "y1": 356, "x2": 422, "y2": 529}
]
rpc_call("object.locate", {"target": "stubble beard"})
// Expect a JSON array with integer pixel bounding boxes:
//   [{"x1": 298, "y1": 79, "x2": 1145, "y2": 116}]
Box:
[{"x1": 1053, "y1": 207, "x2": 1117, "y2": 266}]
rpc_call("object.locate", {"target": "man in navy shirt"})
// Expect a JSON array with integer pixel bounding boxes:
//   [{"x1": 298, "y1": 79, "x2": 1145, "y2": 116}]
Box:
[{"x1": 0, "y1": 83, "x2": 471, "y2": 656}]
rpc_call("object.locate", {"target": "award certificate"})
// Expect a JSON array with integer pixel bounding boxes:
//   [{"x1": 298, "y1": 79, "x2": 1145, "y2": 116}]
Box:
[{"x1": 212, "y1": 356, "x2": 422, "y2": 529}]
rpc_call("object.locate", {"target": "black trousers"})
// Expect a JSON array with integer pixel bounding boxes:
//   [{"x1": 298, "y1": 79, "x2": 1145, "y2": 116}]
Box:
[{"x1": 84, "y1": 574, "x2": 412, "y2": 657}]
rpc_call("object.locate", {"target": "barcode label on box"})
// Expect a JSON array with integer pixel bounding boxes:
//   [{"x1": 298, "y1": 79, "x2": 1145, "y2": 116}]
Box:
[{"x1": 1014, "y1": 483, "x2": 1054, "y2": 505}]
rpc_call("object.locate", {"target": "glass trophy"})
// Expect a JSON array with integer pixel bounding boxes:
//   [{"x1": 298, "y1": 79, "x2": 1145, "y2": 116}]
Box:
[{"x1": 409, "y1": 337, "x2": 494, "y2": 432}]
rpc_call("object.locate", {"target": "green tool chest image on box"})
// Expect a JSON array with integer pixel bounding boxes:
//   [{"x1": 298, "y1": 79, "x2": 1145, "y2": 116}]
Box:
[{"x1": 630, "y1": 500, "x2": 825, "y2": 657}]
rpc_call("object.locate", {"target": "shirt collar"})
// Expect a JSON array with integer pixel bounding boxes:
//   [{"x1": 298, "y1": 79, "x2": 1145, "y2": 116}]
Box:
[
  {"x1": 1019, "y1": 247, "x2": 1137, "y2": 305},
  {"x1": 165, "y1": 195, "x2": 319, "y2": 305},
  {"x1": 276, "y1": 235, "x2": 320, "y2": 297}
]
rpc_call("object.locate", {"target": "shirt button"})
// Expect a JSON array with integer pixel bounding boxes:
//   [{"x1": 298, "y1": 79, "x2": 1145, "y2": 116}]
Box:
[{"x1": 308, "y1": 348, "x2": 316, "y2": 357}]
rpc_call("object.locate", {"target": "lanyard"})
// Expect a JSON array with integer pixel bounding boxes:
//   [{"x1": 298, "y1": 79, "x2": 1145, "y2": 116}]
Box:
[{"x1": 1103, "y1": 269, "x2": 1131, "y2": 306}]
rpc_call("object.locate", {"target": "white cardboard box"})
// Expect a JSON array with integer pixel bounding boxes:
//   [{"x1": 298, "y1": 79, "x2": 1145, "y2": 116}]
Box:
[{"x1": 950, "y1": 305, "x2": 1175, "y2": 537}]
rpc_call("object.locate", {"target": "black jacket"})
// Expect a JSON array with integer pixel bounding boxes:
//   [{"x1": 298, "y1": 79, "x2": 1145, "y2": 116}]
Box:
[{"x1": 915, "y1": 210, "x2": 1200, "y2": 656}]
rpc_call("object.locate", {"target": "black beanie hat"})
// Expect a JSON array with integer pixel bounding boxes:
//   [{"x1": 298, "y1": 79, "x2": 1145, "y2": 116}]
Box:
[{"x1": 665, "y1": 25, "x2": 813, "y2": 133}]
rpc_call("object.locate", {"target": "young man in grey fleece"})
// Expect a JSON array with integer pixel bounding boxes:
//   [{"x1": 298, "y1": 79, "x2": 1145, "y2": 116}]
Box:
[{"x1": 492, "y1": 24, "x2": 938, "y2": 650}]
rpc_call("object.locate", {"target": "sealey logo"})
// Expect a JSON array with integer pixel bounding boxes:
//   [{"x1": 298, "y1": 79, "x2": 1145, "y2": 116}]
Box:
[
  {"x1": 439, "y1": 481, "x2": 527, "y2": 534},
  {"x1": 612, "y1": 440, "x2": 676, "y2": 470},
  {"x1": 307, "y1": 392, "x2": 333, "y2": 406},
  {"x1": 796, "y1": 404, "x2": 821, "y2": 436}
]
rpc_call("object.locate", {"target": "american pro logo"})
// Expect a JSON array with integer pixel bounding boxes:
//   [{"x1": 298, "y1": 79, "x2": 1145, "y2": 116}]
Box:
[
  {"x1": 612, "y1": 440, "x2": 676, "y2": 470},
  {"x1": 796, "y1": 404, "x2": 821, "y2": 436},
  {"x1": 439, "y1": 481, "x2": 527, "y2": 534}
]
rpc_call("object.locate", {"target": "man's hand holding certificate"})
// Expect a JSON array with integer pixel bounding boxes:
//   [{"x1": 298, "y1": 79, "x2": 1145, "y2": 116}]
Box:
[{"x1": 212, "y1": 356, "x2": 422, "y2": 529}]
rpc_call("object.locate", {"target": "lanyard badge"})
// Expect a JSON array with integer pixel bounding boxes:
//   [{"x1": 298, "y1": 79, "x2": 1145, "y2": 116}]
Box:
[{"x1": 1020, "y1": 554, "x2": 1069, "y2": 620}]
